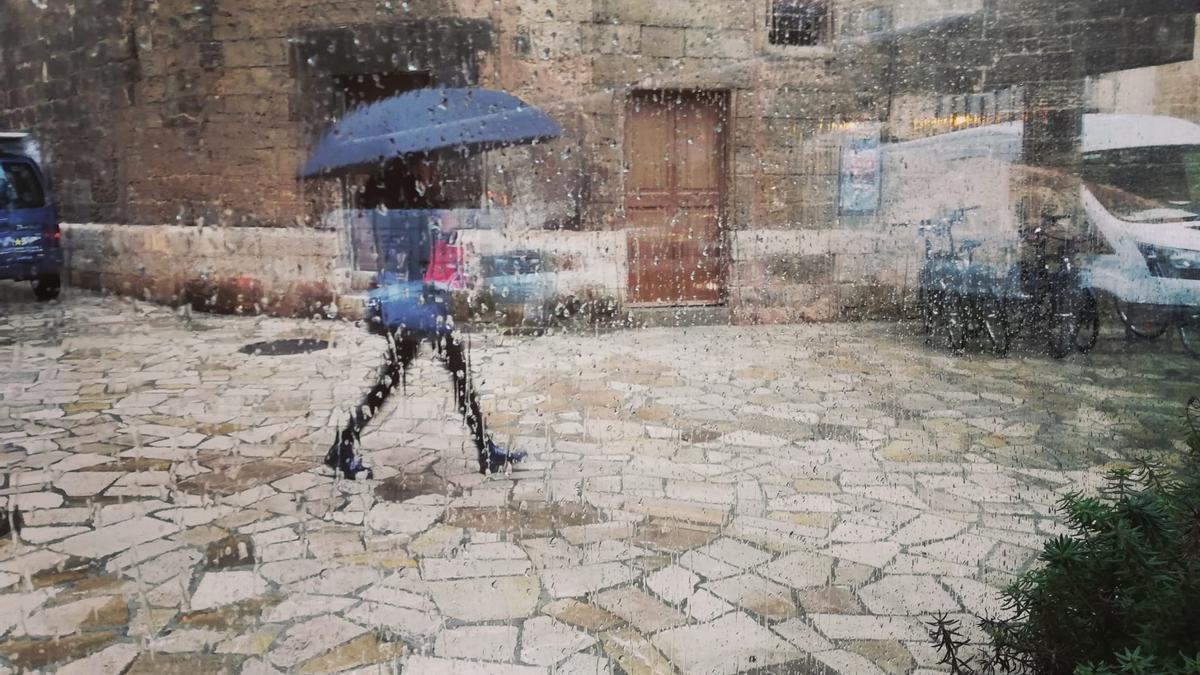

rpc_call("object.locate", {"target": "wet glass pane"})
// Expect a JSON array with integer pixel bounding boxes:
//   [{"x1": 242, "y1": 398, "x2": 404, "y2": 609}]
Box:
[{"x1": 2, "y1": 1, "x2": 1199, "y2": 673}]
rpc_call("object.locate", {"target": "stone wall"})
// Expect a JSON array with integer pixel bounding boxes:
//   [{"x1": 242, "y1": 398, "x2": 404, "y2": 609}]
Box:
[
  {"x1": 1089, "y1": 16, "x2": 1200, "y2": 124},
  {"x1": 5, "y1": 1, "x2": 1198, "y2": 324},
  {"x1": 0, "y1": 0, "x2": 138, "y2": 223},
  {"x1": 0, "y1": 0, "x2": 867, "y2": 321},
  {"x1": 63, "y1": 223, "x2": 338, "y2": 316}
]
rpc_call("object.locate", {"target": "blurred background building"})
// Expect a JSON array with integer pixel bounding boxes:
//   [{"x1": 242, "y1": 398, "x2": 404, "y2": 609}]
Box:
[{"x1": 0, "y1": 0, "x2": 1196, "y2": 321}]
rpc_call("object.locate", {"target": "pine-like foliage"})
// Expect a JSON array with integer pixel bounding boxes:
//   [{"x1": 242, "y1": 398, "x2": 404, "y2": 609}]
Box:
[{"x1": 934, "y1": 397, "x2": 1200, "y2": 675}]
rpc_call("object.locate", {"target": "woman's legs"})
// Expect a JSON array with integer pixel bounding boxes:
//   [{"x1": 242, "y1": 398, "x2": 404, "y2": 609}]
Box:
[
  {"x1": 325, "y1": 330, "x2": 420, "y2": 479},
  {"x1": 437, "y1": 332, "x2": 491, "y2": 472},
  {"x1": 327, "y1": 328, "x2": 523, "y2": 478}
]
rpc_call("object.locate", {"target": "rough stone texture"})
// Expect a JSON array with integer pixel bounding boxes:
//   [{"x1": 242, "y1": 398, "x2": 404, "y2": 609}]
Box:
[
  {"x1": 54, "y1": 643, "x2": 139, "y2": 675},
  {"x1": 62, "y1": 224, "x2": 338, "y2": 317},
  {"x1": 652, "y1": 612, "x2": 801, "y2": 675},
  {"x1": 594, "y1": 587, "x2": 687, "y2": 633},
  {"x1": 426, "y1": 576, "x2": 540, "y2": 621},
  {"x1": 1, "y1": 291, "x2": 1196, "y2": 674},
  {"x1": 1, "y1": 0, "x2": 1194, "y2": 321},
  {"x1": 190, "y1": 572, "x2": 269, "y2": 612},
  {"x1": 267, "y1": 615, "x2": 368, "y2": 669},
  {"x1": 435, "y1": 625, "x2": 519, "y2": 662},
  {"x1": 857, "y1": 575, "x2": 959, "y2": 615},
  {"x1": 703, "y1": 574, "x2": 798, "y2": 620},
  {"x1": 645, "y1": 565, "x2": 701, "y2": 605},
  {"x1": 519, "y1": 616, "x2": 596, "y2": 666}
]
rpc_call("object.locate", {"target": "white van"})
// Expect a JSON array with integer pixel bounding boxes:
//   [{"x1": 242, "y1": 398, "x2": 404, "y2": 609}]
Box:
[
  {"x1": 880, "y1": 113, "x2": 1200, "y2": 309},
  {"x1": 1077, "y1": 115, "x2": 1200, "y2": 307}
]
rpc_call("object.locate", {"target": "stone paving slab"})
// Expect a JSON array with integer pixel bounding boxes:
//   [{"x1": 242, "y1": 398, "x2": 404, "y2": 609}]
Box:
[{"x1": 1, "y1": 290, "x2": 1198, "y2": 673}]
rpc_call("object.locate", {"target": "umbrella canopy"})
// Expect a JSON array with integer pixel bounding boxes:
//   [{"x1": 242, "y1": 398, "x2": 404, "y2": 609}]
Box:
[{"x1": 298, "y1": 88, "x2": 562, "y2": 179}]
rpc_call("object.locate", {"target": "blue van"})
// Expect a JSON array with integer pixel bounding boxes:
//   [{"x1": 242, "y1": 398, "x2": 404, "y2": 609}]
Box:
[{"x1": 0, "y1": 137, "x2": 61, "y2": 301}]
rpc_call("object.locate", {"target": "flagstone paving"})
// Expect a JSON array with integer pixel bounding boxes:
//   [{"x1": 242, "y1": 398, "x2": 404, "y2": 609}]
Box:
[{"x1": 2, "y1": 288, "x2": 1198, "y2": 674}]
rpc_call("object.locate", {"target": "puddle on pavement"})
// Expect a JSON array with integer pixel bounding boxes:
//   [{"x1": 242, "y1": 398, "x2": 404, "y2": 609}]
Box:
[
  {"x1": 374, "y1": 472, "x2": 460, "y2": 503},
  {"x1": 680, "y1": 427, "x2": 721, "y2": 443},
  {"x1": 178, "y1": 459, "x2": 313, "y2": 496},
  {"x1": 238, "y1": 338, "x2": 329, "y2": 356}
]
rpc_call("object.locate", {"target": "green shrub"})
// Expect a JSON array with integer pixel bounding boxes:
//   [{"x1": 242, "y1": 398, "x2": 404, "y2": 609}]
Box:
[{"x1": 932, "y1": 398, "x2": 1200, "y2": 674}]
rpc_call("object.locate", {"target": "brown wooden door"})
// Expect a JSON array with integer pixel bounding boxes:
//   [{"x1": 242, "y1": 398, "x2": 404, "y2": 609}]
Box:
[{"x1": 625, "y1": 91, "x2": 727, "y2": 305}]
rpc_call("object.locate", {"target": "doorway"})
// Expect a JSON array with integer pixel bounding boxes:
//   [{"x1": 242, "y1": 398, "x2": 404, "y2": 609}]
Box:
[{"x1": 624, "y1": 90, "x2": 728, "y2": 305}]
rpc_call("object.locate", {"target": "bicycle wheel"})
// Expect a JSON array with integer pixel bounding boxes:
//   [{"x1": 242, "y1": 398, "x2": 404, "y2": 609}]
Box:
[
  {"x1": 917, "y1": 286, "x2": 934, "y2": 336},
  {"x1": 1116, "y1": 300, "x2": 1171, "y2": 339},
  {"x1": 1073, "y1": 290, "x2": 1100, "y2": 353},
  {"x1": 1178, "y1": 307, "x2": 1200, "y2": 359},
  {"x1": 981, "y1": 299, "x2": 1009, "y2": 356},
  {"x1": 929, "y1": 292, "x2": 966, "y2": 354},
  {"x1": 1048, "y1": 289, "x2": 1086, "y2": 359}
]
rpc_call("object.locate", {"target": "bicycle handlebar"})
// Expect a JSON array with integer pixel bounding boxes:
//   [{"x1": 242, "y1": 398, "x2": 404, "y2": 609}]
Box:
[{"x1": 906, "y1": 205, "x2": 982, "y2": 235}]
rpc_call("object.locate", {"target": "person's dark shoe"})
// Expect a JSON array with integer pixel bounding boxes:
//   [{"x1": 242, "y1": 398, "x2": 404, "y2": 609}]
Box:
[
  {"x1": 339, "y1": 455, "x2": 374, "y2": 480},
  {"x1": 1, "y1": 506, "x2": 24, "y2": 538},
  {"x1": 325, "y1": 430, "x2": 374, "y2": 480},
  {"x1": 482, "y1": 440, "x2": 526, "y2": 474}
]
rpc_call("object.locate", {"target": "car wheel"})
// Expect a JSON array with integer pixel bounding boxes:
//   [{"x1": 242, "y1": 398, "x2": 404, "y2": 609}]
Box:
[
  {"x1": 33, "y1": 273, "x2": 61, "y2": 301},
  {"x1": 1178, "y1": 308, "x2": 1200, "y2": 359},
  {"x1": 1115, "y1": 300, "x2": 1170, "y2": 339}
]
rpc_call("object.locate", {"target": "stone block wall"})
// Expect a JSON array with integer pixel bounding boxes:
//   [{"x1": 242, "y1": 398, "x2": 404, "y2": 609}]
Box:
[
  {"x1": 63, "y1": 224, "x2": 338, "y2": 316},
  {"x1": 0, "y1": 0, "x2": 865, "y2": 322},
  {"x1": 5, "y1": 0, "x2": 1197, "y2": 324},
  {"x1": 0, "y1": 0, "x2": 137, "y2": 223},
  {"x1": 1089, "y1": 16, "x2": 1200, "y2": 125}
]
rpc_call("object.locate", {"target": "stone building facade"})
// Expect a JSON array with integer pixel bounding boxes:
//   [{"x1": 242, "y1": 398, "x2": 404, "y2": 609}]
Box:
[{"x1": 1, "y1": 0, "x2": 1197, "y2": 321}]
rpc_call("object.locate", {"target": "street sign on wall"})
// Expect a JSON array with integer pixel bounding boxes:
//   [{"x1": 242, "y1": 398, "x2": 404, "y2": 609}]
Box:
[{"x1": 838, "y1": 123, "x2": 883, "y2": 215}]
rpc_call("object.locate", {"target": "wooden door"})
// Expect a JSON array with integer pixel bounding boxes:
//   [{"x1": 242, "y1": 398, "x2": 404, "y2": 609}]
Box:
[{"x1": 625, "y1": 91, "x2": 727, "y2": 305}]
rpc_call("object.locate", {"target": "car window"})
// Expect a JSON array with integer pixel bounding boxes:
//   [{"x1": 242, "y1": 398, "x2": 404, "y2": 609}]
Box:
[{"x1": 0, "y1": 161, "x2": 46, "y2": 209}]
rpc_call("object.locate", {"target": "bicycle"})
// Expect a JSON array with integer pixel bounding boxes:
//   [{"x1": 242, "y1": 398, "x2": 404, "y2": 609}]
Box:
[
  {"x1": 991, "y1": 215, "x2": 1100, "y2": 359},
  {"x1": 916, "y1": 207, "x2": 1007, "y2": 355},
  {"x1": 916, "y1": 210, "x2": 1098, "y2": 358},
  {"x1": 1112, "y1": 300, "x2": 1200, "y2": 358}
]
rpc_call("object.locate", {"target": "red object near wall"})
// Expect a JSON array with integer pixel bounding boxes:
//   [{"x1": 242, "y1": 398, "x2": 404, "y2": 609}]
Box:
[{"x1": 423, "y1": 239, "x2": 465, "y2": 289}]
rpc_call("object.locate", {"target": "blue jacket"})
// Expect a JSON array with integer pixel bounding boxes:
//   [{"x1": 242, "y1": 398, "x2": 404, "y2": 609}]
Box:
[{"x1": 366, "y1": 271, "x2": 452, "y2": 335}]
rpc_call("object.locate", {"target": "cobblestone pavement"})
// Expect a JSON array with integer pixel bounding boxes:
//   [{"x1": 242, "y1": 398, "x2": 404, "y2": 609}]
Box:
[{"x1": 2, "y1": 287, "x2": 1198, "y2": 675}]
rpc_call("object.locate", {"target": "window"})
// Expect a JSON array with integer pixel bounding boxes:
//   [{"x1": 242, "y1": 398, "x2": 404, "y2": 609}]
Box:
[
  {"x1": 1082, "y1": 146, "x2": 1200, "y2": 224},
  {"x1": 0, "y1": 161, "x2": 46, "y2": 209},
  {"x1": 860, "y1": 7, "x2": 892, "y2": 34},
  {"x1": 768, "y1": 0, "x2": 830, "y2": 47},
  {"x1": 840, "y1": 6, "x2": 892, "y2": 37}
]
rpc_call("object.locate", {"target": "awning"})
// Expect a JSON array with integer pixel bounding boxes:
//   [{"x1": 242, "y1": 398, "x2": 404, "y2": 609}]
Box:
[{"x1": 298, "y1": 88, "x2": 562, "y2": 179}]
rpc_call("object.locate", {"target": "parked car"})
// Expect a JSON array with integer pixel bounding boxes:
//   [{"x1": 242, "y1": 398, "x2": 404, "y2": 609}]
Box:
[
  {"x1": 0, "y1": 133, "x2": 61, "y2": 301},
  {"x1": 479, "y1": 250, "x2": 554, "y2": 303}
]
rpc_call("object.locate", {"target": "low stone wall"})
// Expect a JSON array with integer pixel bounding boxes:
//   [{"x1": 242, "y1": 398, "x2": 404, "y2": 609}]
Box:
[
  {"x1": 60, "y1": 222, "x2": 919, "y2": 324},
  {"x1": 63, "y1": 223, "x2": 339, "y2": 317},
  {"x1": 458, "y1": 229, "x2": 628, "y2": 300},
  {"x1": 728, "y1": 228, "x2": 919, "y2": 323}
]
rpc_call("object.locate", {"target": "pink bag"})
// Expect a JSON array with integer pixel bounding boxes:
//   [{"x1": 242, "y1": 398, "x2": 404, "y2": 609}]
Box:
[{"x1": 423, "y1": 238, "x2": 465, "y2": 289}]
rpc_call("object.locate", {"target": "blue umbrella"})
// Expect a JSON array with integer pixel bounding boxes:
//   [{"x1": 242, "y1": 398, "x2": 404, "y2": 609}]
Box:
[{"x1": 298, "y1": 88, "x2": 562, "y2": 178}]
